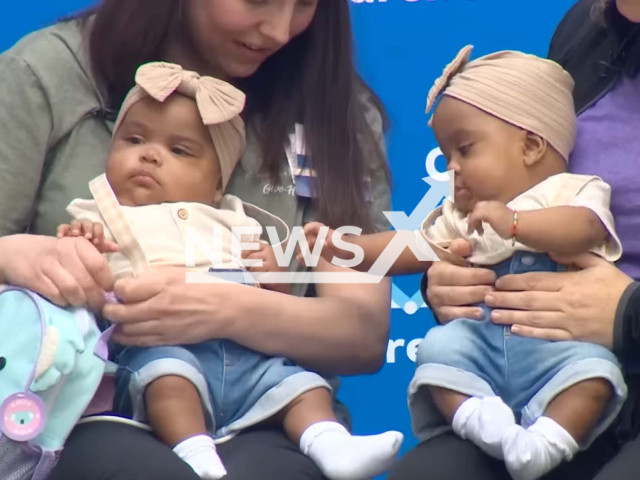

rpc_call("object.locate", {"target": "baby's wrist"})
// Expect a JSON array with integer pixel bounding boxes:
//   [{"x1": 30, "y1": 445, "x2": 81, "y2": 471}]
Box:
[{"x1": 492, "y1": 207, "x2": 514, "y2": 239}]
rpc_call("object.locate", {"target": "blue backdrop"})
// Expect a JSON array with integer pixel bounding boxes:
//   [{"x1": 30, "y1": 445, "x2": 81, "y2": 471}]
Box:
[{"x1": 1, "y1": 0, "x2": 575, "y2": 469}]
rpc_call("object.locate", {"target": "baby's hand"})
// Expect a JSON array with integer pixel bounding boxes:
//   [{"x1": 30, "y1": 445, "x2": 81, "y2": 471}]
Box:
[
  {"x1": 447, "y1": 238, "x2": 474, "y2": 257},
  {"x1": 298, "y1": 222, "x2": 341, "y2": 266},
  {"x1": 467, "y1": 201, "x2": 513, "y2": 239},
  {"x1": 57, "y1": 220, "x2": 120, "y2": 254},
  {"x1": 243, "y1": 242, "x2": 291, "y2": 294}
]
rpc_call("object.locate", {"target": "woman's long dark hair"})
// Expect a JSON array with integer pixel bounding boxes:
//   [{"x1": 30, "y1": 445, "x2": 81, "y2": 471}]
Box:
[
  {"x1": 74, "y1": 0, "x2": 390, "y2": 232},
  {"x1": 591, "y1": 0, "x2": 609, "y2": 23}
]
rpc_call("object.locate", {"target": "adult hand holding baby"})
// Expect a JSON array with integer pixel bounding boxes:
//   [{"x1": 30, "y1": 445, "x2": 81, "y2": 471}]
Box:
[
  {"x1": 426, "y1": 239, "x2": 496, "y2": 323},
  {"x1": 487, "y1": 252, "x2": 633, "y2": 349},
  {"x1": 427, "y1": 248, "x2": 633, "y2": 348},
  {"x1": 0, "y1": 234, "x2": 114, "y2": 311},
  {"x1": 103, "y1": 267, "x2": 241, "y2": 347}
]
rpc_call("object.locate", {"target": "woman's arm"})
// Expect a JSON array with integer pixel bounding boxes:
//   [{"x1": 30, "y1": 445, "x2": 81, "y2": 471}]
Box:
[
  {"x1": 224, "y1": 259, "x2": 391, "y2": 375},
  {"x1": 105, "y1": 260, "x2": 391, "y2": 376},
  {"x1": 0, "y1": 52, "x2": 53, "y2": 236}
]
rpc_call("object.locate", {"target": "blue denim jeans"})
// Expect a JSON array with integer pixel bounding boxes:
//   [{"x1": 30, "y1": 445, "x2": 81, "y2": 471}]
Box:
[
  {"x1": 115, "y1": 341, "x2": 330, "y2": 439},
  {"x1": 409, "y1": 252, "x2": 627, "y2": 448},
  {"x1": 114, "y1": 269, "x2": 330, "y2": 439}
]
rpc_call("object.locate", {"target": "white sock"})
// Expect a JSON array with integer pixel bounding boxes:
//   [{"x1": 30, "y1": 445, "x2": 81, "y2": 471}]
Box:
[
  {"x1": 502, "y1": 417, "x2": 579, "y2": 480},
  {"x1": 299, "y1": 421, "x2": 403, "y2": 480},
  {"x1": 452, "y1": 396, "x2": 516, "y2": 460},
  {"x1": 173, "y1": 435, "x2": 227, "y2": 480}
]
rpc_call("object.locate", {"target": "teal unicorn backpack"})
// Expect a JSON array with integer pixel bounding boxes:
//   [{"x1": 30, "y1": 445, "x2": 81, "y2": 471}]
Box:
[{"x1": 0, "y1": 287, "x2": 113, "y2": 480}]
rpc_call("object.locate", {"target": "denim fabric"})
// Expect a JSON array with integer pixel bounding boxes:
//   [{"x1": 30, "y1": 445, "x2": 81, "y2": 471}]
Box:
[{"x1": 409, "y1": 252, "x2": 627, "y2": 447}]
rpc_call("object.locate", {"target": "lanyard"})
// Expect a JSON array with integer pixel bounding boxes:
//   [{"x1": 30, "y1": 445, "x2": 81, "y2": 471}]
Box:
[{"x1": 285, "y1": 124, "x2": 317, "y2": 198}]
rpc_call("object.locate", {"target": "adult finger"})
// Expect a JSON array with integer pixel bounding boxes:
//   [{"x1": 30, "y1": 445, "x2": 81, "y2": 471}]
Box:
[
  {"x1": 73, "y1": 240, "x2": 114, "y2": 308},
  {"x1": 427, "y1": 263, "x2": 496, "y2": 287},
  {"x1": 428, "y1": 284, "x2": 494, "y2": 308},
  {"x1": 102, "y1": 240, "x2": 120, "y2": 253},
  {"x1": 112, "y1": 326, "x2": 165, "y2": 347},
  {"x1": 103, "y1": 299, "x2": 158, "y2": 324},
  {"x1": 31, "y1": 272, "x2": 66, "y2": 307},
  {"x1": 485, "y1": 290, "x2": 561, "y2": 311},
  {"x1": 509, "y1": 325, "x2": 573, "y2": 342},
  {"x1": 68, "y1": 238, "x2": 114, "y2": 291},
  {"x1": 494, "y1": 271, "x2": 570, "y2": 292},
  {"x1": 93, "y1": 223, "x2": 104, "y2": 241},
  {"x1": 436, "y1": 306, "x2": 485, "y2": 323},
  {"x1": 490, "y1": 308, "x2": 565, "y2": 329},
  {"x1": 112, "y1": 276, "x2": 166, "y2": 304},
  {"x1": 114, "y1": 318, "x2": 163, "y2": 338},
  {"x1": 41, "y1": 258, "x2": 87, "y2": 306}
]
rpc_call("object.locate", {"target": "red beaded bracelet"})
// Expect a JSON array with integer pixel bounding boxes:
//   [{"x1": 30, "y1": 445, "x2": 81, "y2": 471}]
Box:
[{"x1": 510, "y1": 210, "x2": 519, "y2": 246}]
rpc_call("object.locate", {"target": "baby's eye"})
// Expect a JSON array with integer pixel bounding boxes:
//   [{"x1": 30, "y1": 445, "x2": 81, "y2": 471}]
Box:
[
  {"x1": 458, "y1": 143, "x2": 474, "y2": 156},
  {"x1": 171, "y1": 146, "x2": 192, "y2": 157},
  {"x1": 126, "y1": 136, "x2": 144, "y2": 145}
]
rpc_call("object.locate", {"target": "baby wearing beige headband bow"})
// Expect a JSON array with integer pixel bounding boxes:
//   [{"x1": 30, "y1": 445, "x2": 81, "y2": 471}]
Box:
[
  {"x1": 304, "y1": 46, "x2": 626, "y2": 479},
  {"x1": 56, "y1": 62, "x2": 402, "y2": 480}
]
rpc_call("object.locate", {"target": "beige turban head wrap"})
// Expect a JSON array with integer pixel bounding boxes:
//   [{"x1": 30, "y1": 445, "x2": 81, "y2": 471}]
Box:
[
  {"x1": 114, "y1": 62, "x2": 246, "y2": 192},
  {"x1": 426, "y1": 45, "x2": 576, "y2": 162}
]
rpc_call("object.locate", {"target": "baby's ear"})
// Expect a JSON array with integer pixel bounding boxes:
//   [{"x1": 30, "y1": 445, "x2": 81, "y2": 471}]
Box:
[
  {"x1": 213, "y1": 178, "x2": 224, "y2": 204},
  {"x1": 522, "y1": 132, "x2": 548, "y2": 167}
]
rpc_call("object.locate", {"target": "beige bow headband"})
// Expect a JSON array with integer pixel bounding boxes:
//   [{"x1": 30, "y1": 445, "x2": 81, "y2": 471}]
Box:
[
  {"x1": 114, "y1": 62, "x2": 246, "y2": 191},
  {"x1": 426, "y1": 45, "x2": 577, "y2": 161}
]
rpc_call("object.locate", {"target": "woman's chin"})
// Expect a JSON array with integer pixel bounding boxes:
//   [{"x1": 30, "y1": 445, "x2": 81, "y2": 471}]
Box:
[{"x1": 221, "y1": 60, "x2": 262, "y2": 79}]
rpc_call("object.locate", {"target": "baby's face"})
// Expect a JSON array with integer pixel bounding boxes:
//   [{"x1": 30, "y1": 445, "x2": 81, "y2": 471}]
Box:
[
  {"x1": 107, "y1": 94, "x2": 223, "y2": 207},
  {"x1": 432, "y1": 96, "x2": 528, "y2": 214}
]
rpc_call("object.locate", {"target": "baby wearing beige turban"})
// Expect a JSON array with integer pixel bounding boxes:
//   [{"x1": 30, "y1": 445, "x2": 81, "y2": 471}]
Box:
[
  {"x1": 410, "y1": 46, "x2": 626, "y2": 480},
  {"x1": 57, "y1": 62, "x2": 403, "y2": 480},
  {"x1": 303, "y1": 47, "x2": 625, "y2": 480}
]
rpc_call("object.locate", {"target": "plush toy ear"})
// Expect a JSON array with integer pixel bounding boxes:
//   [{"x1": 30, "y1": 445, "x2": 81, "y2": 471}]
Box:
[
  {"x1": 32, "y1": 323, "x2": 84, "y2": 392},
  {"x1": 34, "y1": 327, "x2": 59, "y2": 380}
]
